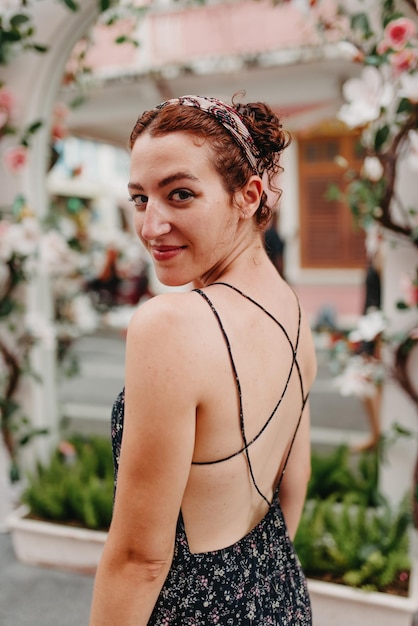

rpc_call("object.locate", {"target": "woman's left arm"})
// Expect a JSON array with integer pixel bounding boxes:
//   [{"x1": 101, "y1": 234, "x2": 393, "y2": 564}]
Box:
[
  {"x1": 278, "y1": 401, "x2": 311, "y2": 541},
  {"x1": 89, "y1": 295, "x2": 198, "y2": 626}
]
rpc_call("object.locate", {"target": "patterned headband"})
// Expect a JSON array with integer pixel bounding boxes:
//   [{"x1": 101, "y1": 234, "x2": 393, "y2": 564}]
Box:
[{"x1": 155, "y1": 95, "x2": 262, "y2": 175}]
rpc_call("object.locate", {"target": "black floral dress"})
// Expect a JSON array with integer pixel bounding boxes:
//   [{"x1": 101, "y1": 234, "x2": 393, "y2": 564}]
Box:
[{"x1": 111, "y1": 283, "x2": 312, "y2": 625}]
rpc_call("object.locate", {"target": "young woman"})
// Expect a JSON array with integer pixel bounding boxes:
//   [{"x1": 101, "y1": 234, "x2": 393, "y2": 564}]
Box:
[{"x1": 89, "y1": 95, "x2": 316, "y2": 625}]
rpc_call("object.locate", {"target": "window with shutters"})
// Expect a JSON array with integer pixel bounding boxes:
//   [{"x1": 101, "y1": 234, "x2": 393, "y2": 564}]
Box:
[{"x1": 298, "y1": 129, "x2": 366, "y2": 269}]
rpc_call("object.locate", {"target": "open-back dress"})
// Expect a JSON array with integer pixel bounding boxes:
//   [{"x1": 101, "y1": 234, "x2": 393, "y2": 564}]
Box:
[{"x1": 111, "y1": 283, "x2": 312, "y2": 625}]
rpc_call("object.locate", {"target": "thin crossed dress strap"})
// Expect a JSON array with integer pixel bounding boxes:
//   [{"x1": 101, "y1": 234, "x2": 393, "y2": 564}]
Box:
[{"x1": 192, "y1": 282, "x2": 308, "y2": 505}]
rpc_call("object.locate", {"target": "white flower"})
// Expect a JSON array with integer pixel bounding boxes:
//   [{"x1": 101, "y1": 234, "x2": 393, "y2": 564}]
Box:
[
  {"x1": 406, "y1": 130, "x2": 418, "y2": 171},
  {"x1": 361, "y1": 156, "x2": 384, "y2": 181},
  {"x1": 399, "y1": 72, "x2": 418, "y2": 103},
  {"x1": 69, "y1": 294, "x2": 99, "y2": 334},
  {"x1": 57, "y1": 216, "x2": 78, "y2": 241},
  {"x1": 337, "y1": 66, "x2": 394, "y2": 128},
  {"x1": 334, "y1": 355, "x2": 384, "y2": 399},
  {"x1": 7, "y1": 218, "x2": 40, "y2": 258},
  {"x1": 336, "y1": 41, "x2": 364, "y2": 62},
  {"x1": 40, "y1": 231, "x2": 82, "y2": 276},
  {"x1": 364, "y1": 224, "x2": 382, "y2": 258},
  {"x1": 25, "y1": 312, "x2": 56, "y2": 350},
  {"x1": 349, "y1": 310, "x2": 386, "y2": 342},
  {"x1": 334, "y1": 155, "x2": 349, "y2": 169}
]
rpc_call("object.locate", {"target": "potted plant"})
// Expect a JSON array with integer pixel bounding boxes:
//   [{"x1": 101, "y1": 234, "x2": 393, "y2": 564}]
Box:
[
  {"x1": 6, "y1": 435, "x2": 113, "y2": 573},
  {"x1": 294, "y1": 445, "x2": 418, "y2": 626}
]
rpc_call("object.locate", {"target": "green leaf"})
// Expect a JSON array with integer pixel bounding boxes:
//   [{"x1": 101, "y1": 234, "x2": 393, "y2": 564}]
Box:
[
  {"x1": 18, "y1": 428, "x2": 49, "y2": 447},
  {"x1": 364, "y1": 55, "x2": 381, "y2": 67},
  {"x1": 12, "y1": 194, "x2": 26, "y2": 215},
  {"x1": 0, "y1": 398, "x2": 20, "y2": 420},
  {"x1": 26, "y1": 120, "x2": 43, "y2": 135},
  {"x1": 3, "y1": 30, "x2": 22, "y2": 43},
  {"x1": 60, "y1": 0, "x2": 80, "y2": 11},
  {"x1": 115, "y1": 36, "x2": 139, "y2": 48},
  {"x1": 392, "y1": 423, "x2": 413, "y2": 438},
  {"x1": 1, "y1": 126, "x2": 17, "y2": 136},
  {"x1": 396, "y1": 301, "x2": 409, "y2": 310},
  {"x1": 10, "y1": 14, "x2": 30, "y2": 28},
  {"x1": 10, "y1": 462, "x2": 21, "y2": 484},
  {"x1": 351, "y1": 13, "x2": 373, "y2": 39},
  {"x1": 0, "y1": 297, "x2": 15, "y2": 317},
  {"x1": 383, "y1": 0, "x2": 395, "y2": 13},
  {"x1": 21, "y1": 119, "x2": 43, "y2": 147},
  {"x1": 383, "y1": 12, "x2": 405, "y2": 28},
  {"x1": 374, "y1": 125, "x2": 390, "y2": 151},
  {"x1": 32, "y1": 44, "x2": 48, "y2": 54},
  {"x1": 99, "y1": 0, "x2": 112, "y2": 11},
  {"x1": 325, "y1": 184, "x2": 342, "y2": 202},
  {"x1": 397, "y1": 98, "x2": 413, "y2": 115}
]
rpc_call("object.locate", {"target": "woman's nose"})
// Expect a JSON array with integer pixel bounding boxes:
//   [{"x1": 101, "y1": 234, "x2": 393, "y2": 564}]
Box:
[{"x1": 140, "y1": 204, "x2": 171, "y2": 241}]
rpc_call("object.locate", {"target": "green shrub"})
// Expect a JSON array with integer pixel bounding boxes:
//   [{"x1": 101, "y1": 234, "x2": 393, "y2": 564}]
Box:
[
  {"x1": 295, "y1": 444, "x2": 413, "y2": 592},
  {"x1": 295, "y1": 492, "x2": 412, "y2": 591},
  {"x1": 307, "y1": 445, "x2": 382, "y2": 507},
  {"x1": 22, "y1": 435, "x2": 114, "y2": 531}
]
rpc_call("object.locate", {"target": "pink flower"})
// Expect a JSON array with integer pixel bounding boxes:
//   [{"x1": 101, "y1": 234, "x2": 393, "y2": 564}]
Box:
[
  {"x1": 400, "y1": 274, "x2": 418, "y2": 307},
  {"x1": 3, "y1": 145, "x2": 28, "y2": 173},
  {"x1": 51, "y1": 102, "x2": 69, "y2": 141},
  {"x1": 53, "y1": 102, "x2": 69, "y2": 122},
  {"x1": 383, "y1": 18, "x2": 417, "y2": 51},
  {"x1": 377, "y1": 40, "x2": 390, "y2": 55},
  {"x1": 390, "y1": 48, "x2": 418, "y2": 74},
  {"x1": 51, "y1": 122, "x2": 68, "y2": 141},
  {"x1": 58, "y1": 440, "x2": 77, "y2": 465},
  {"x1": 58, "y1": 440, "x2": 76, "y2": 457},
  {"x1": 0, "y1": 87, "x2": 15, "y2": 114}
]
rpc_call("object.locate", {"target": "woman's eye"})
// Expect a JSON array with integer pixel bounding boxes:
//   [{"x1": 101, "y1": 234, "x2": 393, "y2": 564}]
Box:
[
  {"x1": 171, "y1": 189, "x2": 193, "y2": 202},
  {"x1": 130, "y1": 195, "x2": 147, "y2": 208}
]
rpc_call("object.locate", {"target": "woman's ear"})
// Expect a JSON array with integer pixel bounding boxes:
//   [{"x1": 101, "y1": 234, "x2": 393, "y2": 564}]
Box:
[{"x1": 236, "y1": 176, "x2": 263, "y2": 219}]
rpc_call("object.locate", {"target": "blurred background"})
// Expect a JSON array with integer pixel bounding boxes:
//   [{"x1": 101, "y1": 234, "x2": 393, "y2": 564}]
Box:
[{"x1": 1, "y1": 1, "x2": 418, "y2": 624}]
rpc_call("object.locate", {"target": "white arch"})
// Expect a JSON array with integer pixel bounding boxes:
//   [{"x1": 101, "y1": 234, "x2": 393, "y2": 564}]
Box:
[{"x1": 0, "y1": 0, "x2": 101, "y2": 467}]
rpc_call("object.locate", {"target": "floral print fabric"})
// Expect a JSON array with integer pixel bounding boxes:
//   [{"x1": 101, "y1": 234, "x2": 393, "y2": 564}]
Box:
[{"x1": 111, "y1": 389, "x2": 312, "y2": 625}]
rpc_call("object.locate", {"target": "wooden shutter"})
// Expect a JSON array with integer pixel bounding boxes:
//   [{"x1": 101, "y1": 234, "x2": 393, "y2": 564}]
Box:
[{"x1": 298, "y1": 130, "x2": 366, "y2": 269}]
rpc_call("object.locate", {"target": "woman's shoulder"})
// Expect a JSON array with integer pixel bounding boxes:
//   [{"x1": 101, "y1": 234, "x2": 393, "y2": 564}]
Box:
[
  {"x1": 127, "y1": 291, "x2": 204, "y2": 345},
  {"x1": 125, "y1": 292, "x2": 210, "y2": 391}
]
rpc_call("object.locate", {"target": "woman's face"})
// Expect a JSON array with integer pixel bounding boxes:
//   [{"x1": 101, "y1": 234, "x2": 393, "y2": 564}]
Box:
[{"x1": 129, "y1": 131, "x2": 244, "y2": 287}]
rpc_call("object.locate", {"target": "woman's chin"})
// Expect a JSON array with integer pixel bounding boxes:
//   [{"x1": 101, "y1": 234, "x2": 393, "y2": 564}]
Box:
[{"x1": 157, "y1": 274, "x2": 194, "y2": 289}]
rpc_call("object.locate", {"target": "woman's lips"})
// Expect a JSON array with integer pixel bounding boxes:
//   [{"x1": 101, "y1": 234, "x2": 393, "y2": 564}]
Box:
[{"x1": 151, "y1": 245, "x2": 185, "y2": 261}]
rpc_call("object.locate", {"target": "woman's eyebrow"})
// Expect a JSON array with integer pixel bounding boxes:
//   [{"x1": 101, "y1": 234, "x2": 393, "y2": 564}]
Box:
[
  {"x1": 128, "y1": 182, "x2": 143, "y2": 191},
  {"x1": 158, "y1": 172, "x2": 199, "y2": 188},
  {"x1": 128, "y1": 172, "x2": 199, "y2": 192}
]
